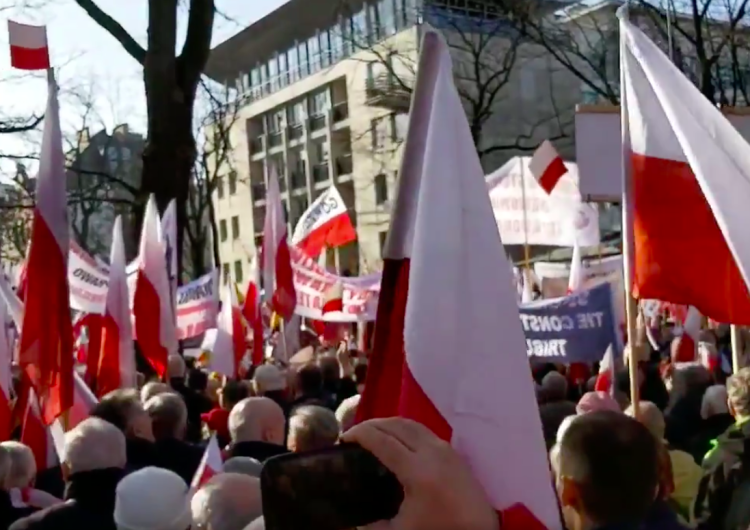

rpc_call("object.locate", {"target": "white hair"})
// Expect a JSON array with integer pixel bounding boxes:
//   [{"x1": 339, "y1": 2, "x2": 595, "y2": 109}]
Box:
[
  {"x1": 145, "y1": 393, "x2": 187, "y2": 439},
  {"x1": 191, "y1": 473, "x2": 261, "y2": 530},
  {"x1": 289, "y1": 405, "x2": 339, "y2": 453},
  {"x1": 65, "y1": 417, "x2": 126, "y2": 474},
  {"x1": 223, "y1": 457, "x2": 263, "y2": 478},
  {"x1": 0, "y1": 441, "x2": 36, "y2": 488},
  {"x1": 702, "y1": 385, "x2": 730, "y2": 419},
  {"x1": 140, "y1": 381, "x2": 171, "y2": 404},
  {"x1": 335, "y1": 394, "x2": 361, "y2": 433}
]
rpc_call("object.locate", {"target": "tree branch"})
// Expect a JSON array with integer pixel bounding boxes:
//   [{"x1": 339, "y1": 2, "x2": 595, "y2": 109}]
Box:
[{"x1": 74, "y1": 0, "x2": 147, "y2": 65}]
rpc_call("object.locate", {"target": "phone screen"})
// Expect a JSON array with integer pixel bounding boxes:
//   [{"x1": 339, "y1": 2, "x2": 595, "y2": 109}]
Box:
[{"x1": 261, "y1": 443, "x2": 404, "y2": 530}]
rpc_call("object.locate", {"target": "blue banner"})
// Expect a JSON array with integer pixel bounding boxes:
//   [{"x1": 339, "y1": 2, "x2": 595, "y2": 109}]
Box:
[{"x1": 519, "y1": 282, "x2": 621, "y2": 363}]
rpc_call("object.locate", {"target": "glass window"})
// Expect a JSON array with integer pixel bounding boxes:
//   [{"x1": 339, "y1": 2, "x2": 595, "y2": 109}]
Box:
[
  {"x1": 308, "y1": 35, "x2": 321, "y2": 73},
  {"x1": 219, "y1": 219, "x2": 228, "y2": 242},
  {"x1": 268, "y1": 56, "x2": 279, "y2": 91},
  {"x1": 278, "y1": 52, "x2": 288, "y2": 87},
  {"x1": 222, "y1": 263, "x2": 230, "y2": 284},
  {"x1": 375, "y1": 173, "x2": 388, "y2": 205},
  {"x1": 340, "y1": 18, "x2": 353, "y2": 57},
  {"x1": 228, "y1": 171, "x2": 237, "y2": 195},
  {"x1": 231, "y1": 215, "x2": 240, "y2": 239},
  {"x1": 352, "y1": 9, "x2": 367, "y2": 44},
  {"x1": 394, "y1": 0, "x2": 407, "y2": 29},
  {"x1": 390, "y1": 112, "x2": 408, "y2": 141},
  {"x1": 234, "y1": 261, "x2": 243, "y2": 283},
  {"x1": 251, "y1": 67, "x2": 260, "y2": 89},
  {"x1": 320, "y1": 29, "x2": 331, "y2": 67},
  {"x1": 288, "y1": 101, "x2": 305, "y2": 126},
  {"x1": 368, "y1": 4, "x2": 380, "y2": 40},
  {"x1": 216, "y1": 176, "x2": 224, "y2": 199},
  {"x1": 267, "y1": 110, "x2": 284, "y2": 133},
  {"x1": 288, "y1": 47, "x2": 299, "y2": 82},
  {"x1": 379, "y1": 0, "x2": 396, "y2": 36},
  {"x1": 298, "y1": 42, "x2": 309, "y2": 76},
  {"x1": 309, "y1": 89, "x2": 329, "y2": 116}
]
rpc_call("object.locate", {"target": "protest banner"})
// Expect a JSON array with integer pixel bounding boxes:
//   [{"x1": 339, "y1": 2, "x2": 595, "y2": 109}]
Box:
[
  {"x1": 290, "y1": 247, "x2": 379, "y2": 322},
  {"x1": 175, "y1": 270, "x2": 219, "y2": 340},
  {"x1": 68, "y1": 242, "x2": 109, "y2": 314},
  {"x1": 519, "y1": 282, "x2": 621, "y2": 363}
]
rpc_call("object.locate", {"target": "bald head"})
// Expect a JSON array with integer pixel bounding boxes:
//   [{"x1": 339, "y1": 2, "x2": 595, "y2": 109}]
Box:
[
  {"x1": 140, "y1": 381, "x2": 172, "y2": 404},
  {"x1": 228, "y1": 397, "x2": 285, "y2": 446},
  {"x1": 167, "y1": 354, "x2": 186, "y2": 380},
  {"x1": 191, "y1": 473, "x2": 261, "y2": 530},
  {"x1": 289, "y1": 405, "x2": 339, "y2": 453}
]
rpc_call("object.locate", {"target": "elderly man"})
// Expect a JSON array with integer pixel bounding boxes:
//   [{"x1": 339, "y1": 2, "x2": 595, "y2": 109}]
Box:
[
  {"x1": 140, "y1": 381, "x2": 172, "y2": 403},
  {"x1": 145, "y1": 393, "x2": 204, "y2": 484},
  {"x1": 191, "y1": 473, "x2": 261, "y2": 530},
  {"x1": 287, "y1": 405, "x2": 339, "y2": 453},
  {"x1": 91, "y1": 388, "x2": 157, "y2": 471},
  {"x1": 0, "y1": 445, "x2": 36, "y2": 528},
  {"x1": 227, "y1": 397, "x2": 287, "y2": 462},
  {"x1": 114, "y1": 467, "x2": 191, "y2": 530},
  {"x1": 0, "y1": 442, "x2": 59, "y2": 510},
  {"x1": 10, "y1": 418, "x2": 127, "y2": 530},
  {"x1": 537, "y1": 371, "x2": 577, "y2": 450}
]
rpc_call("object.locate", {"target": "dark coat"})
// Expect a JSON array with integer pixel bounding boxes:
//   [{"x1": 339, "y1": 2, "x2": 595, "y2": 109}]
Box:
[
  {"x1": 0, "y1": 490, "x2": 36, "y2": 530},
  {"x1": 171, "y1": 380, "x2": 213, "y2": 443},
  {"x1": 9, "y1": 468, "x2": 123, "y2": 530},
  {"x1": 538, "y1": 400, "x2": 577, "y2": 450},
  {"x1": 153, "y1": 438, "x2": 205, "y2": 485},
  {"x1": 125, "y1": 437, "x2": 158, "y2": 472}
]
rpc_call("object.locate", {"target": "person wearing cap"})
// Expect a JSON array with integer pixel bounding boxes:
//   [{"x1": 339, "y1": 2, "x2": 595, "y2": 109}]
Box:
[
  {"x1": 202, "y1": 380, "x2": 249, "y2": 448},
  {"x1": 113, "y1": 467, "x2": 191, "y2": 530},
  {"x1": 10, "y1": 418, "x2": 127, "y2": 530},
  {"x1": 252, "y1": 364, "x2": 289, "y2": 417}
]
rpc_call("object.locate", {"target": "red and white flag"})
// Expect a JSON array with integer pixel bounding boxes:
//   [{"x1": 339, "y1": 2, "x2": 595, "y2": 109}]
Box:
[
  {"x1": 18, "y1": 70, "x2": 74, "y2": 425},
  {"x1": 672, "y1": 305, "x2": 702, "y2": 363},
  {"x1": 594, "y1": 346, "x2": 616, "y2": 393},
  {"x1": 212, "y1": 280, "x2": 246, "y2": 379},
  {"x1": 98, "y1": 216, "x2": 136, "y2": 396},
  {"x1": 134, "y1": 196, "x2": 178, "y2": 377},
  {"x1": 621, "y1": 14, "x2": 750, "y2": 324},
  {"x1": 262, "y1": 169, "x2": 296, "y2": 320},
  {"x1": 191, "y1": 434, "x2": 223, "y2": 489},
  {"x1": 241, "y1": 258, "x2": 264, "y2": 367},
  {"x1": 567, "y1": 240, "x2": 583, "y2": 294},
  {"x1": 291, "y1": 186, "x2": 356, "y2": 258},
  {"x1": 0, "y1": 300, "x2": 12, "y2": 440},
  {"x1": 20, "y1": 387, "x2": 57, "y2": 472},
  {"x1": 7, "y1": 21, "x2": 50, "y2": 71},
  {"x1": 321, "y1": 282, "x2": 344, "y2": 314},
  {"x1": 528, "y1": 140, "x2": 567, "y2": 194},
  {"x1": 355, "y1": 31, "x2": 560, "y2": 529}
]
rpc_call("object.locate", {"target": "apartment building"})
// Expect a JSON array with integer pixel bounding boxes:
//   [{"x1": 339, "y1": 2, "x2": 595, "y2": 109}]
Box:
[{"x1": 205, "y1": 0, "x2": 577, "y2": 283}]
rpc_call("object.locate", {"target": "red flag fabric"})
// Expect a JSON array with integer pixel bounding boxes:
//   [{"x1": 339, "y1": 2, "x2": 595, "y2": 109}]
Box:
[
  {"x1": 190, "y1": 435, "x2": 223, "y2": 489},
  {"x1": 7, "y1": 21, "x2": 50, "y2": 71},
  {"x1": 290, "y1": 186, "x2": 356, "y2": 258},
  {"x1": 528, "y1": 140, "x2": 567, "y2": 194}
]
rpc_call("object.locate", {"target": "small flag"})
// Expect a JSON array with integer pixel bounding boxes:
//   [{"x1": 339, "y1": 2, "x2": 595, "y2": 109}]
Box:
[
  {"x1": 8, "y1": 21, "x2": 50, "y2": 71},
  {"x1": 191, "y1": 435, "x2": 223, "y2": 489},
  {"x1": 528, "y1": 140, "x2": 567, "y2": 194}
]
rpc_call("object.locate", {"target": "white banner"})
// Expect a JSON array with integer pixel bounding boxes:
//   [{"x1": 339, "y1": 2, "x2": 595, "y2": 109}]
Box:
[
  {"x1": 290, "y1": 247, "x2": 379, "y2": 322},
  {"x1": 486, "y1": 156, "x2": 600, "y2": 247},
  {"x1": 68, "y1": 242, "x2": 109, "y2": 314},
  {"x1": 175, "y1": 271, "x2": 219, "y2": 340}
]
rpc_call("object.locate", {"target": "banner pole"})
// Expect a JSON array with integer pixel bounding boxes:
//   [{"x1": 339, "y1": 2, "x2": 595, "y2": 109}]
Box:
[
  {"x1": 520, "y1": 159, "x2": 531, "y2": 268},
  {"x1": 731, "y1": 324, "x2": 742, "y2": 373}
]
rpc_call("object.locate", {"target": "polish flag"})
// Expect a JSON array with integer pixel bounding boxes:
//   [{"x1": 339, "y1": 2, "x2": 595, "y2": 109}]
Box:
[
  {"x1": 621, "y1": 14, "x2": 750, "y2": 324},
  {"x1": 262, "y1": 169, "x2": 297, "y2": 320},
  {"x1": 7, "y1": 21, "x2": 50, "y2": 71},
  {"x1": 134, "y1": 196, "x2": 178, "y2": 377},
  {"x1": 20, "y1": 387, "x2": 57, "y2": 472},
  {"x1": 671, "y1": 306, "x2": 702, "y2": 363},
  {"x1": 528, "y1": 140, "x2": 567, "y2": 194},
  {"x1": 18, "y1": 70, "x2": 74, "y2": 425},
  {"x1": 321, "y1": 282, "x2": 344, "y2": 314},
  {"x1": 0, "y1": 300, "x2": 12, "y2": 441},
  {"x1": 98, "y1": 216, "x2": 136, "y2": 396},
  {"x1": 594, "y1": 346, "x2": 616, "y2": 393},
  {"x1": 191, "y1": 435, "x2": 223, "y2": 489},
  {"x1": 241, "y1": 258, "x2": 264, "y2": 366},
  {"x1": 355, "y1": 31, "x2": 560, "y2": 529},
  {"x1": 160, "y1": 199, "x2": 178, "y2": 320},
  {"x1": 291, "y1": 186, "x2": 356, "y2": 258},
  {"x1": 212, "y1": 281, "x2": 247, "y2": 379},
  {"x1": 567, "y1": 241, "x2": 583, "y2": 294}
]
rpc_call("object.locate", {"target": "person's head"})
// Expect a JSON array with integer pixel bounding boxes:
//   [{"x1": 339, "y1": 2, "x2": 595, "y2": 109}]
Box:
[
  {"x1": 167, "y1": 354, "x2": 187, "y2": 381},
  {"x1": 666, "y1": 363, "x2": 711, "y2": 404},
  {"x1": 317, "y1": 355, "x2": 340, "y2": 386},
  {"x1": 114, "y1": 467, "x2": 191, "y2": 530},
  {"x1": 541, "y1": 371, "x2": 568, "y2": 402},
  {"x1": 702, "y1": 384, "x2": 730, "y2": 419},
  {"x1": 63, "y1": 417, "x2": 127, "y2": 479},
  {"x1": 625, "y1": 401, "x2": 666, "y2": 441},
  {"x1": 191, "y1": 473, "x2": 262, "y2": 530},
  {"x1": 556, "y1": 414, "x2": 577, "y2": 446},
  {"x1": 140, "y1": 382, "x2": 172, "y2": 403},
  {"x1": 222, "y1": 457, "x2": 263, "y2": 478},
  {"x1": 252, "y1": 365, "x2": 287, "y2": 396},
  {"x1": 335, "y1": 394, "x2": 361, "y2": 433},
  {"x1": 145, "y1": 393, "x2": 188, "y2": 441},
  {"x1": 221, "y1": 379, "x2": 250, "y2": 411},
  {"x1": 295, "y1": 363, "x2": 323, "y2": 397},
  {"x1": 576, "y1": 391, "x2": 621, "y2": 415},
  {"x1": 554, "y1": 410, "x2": 660, "y2": 528},
  {"x1": 228, "y1": 397, "x2": 285, "y2": 446},
  {"x1": 91, "y1": 388, "x2": 155, "y2": 442},
  {"x1": 288, "y1": 405, "x2": 339, "y2": 453},
  {"x1": 187, "y1": 369, "x2": 209, "y2": 393},
  {"x1": 727, "y1": 367, "x2": 750, "y2": 421},
  {"x1": 0, "y1": 441, "x2": 36, "y2": 489}
]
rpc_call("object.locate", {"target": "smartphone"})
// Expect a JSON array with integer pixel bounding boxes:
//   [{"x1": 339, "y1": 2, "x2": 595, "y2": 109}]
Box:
[{"x1": 261, "y1": 443, "x2": 404, "y2": 530}]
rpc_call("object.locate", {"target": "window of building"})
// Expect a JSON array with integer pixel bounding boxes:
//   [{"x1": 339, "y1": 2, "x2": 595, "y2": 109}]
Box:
[
  {"x1": 234, "y1": 260, "x2": 244, "y2": 283},
  {"x1": 288, "y1": 46, "x2": 299, "y2": 82},
  {"x1": 379, "y1": 230, "x2": 388, "y2": 253},
  {"x1": 395, "y1": 0, "x2": 408, "y2": 29},
  {"x1": 308, "y1": 35, "x2": 321, "y2": 73},
  {"x1": 251, "y1": 67, "x2": 261, "y2": 90},
  {"x1": 282, "y1": 200, "x2": 289, "y2": 223},
  {"x1": 278, "y1": 52, "x2": 288, "y2": 88},
  {"x1": 371, "y1": 117, "x2": 389, "y2": 150},
  {"x1": 228, "y1": 171, "x2": 238, "y2": 195},
  {"x1": 222, "y1": 263, "x2": 230, "y2": 284},
  {"x1": 309, "y1": 89, "x2": 329, "y2": 116},
  {"x1": 231, "y1": 215, "x2": 240, "y2": 240},
  {"x1": 368, "y1": 3, "x2": 381, "y2": 40},
  {"x1": 314, "y1": 141, "x2": 329, "y2": 163},
  {"x1": 352, "y1": 8, "x2": 368, "y2": 42},
  {"x1": 320, "y1": 29, "x2": 331, "y2": 67},
  {"x1": 219, "y1": 219, "x2": 228, "y2": 242},
  {"x1": 216, "y1": 176, "x2": 224, "y2": 199},
  {"x1": 268, "y1": 56, "x2": 279, "y2": 91},
  {"x1": 339, "y1": 17, "x2": 353, "y2": 57},
  {"x1": 378, "y1": 0, "x2": 396, "y2": 36},
  {"x1": 267, "y1": 110, "x2": 284, "y2": 133},
  {"x1": 288, "y1": 101, "x2": 305, "y2": 126},
  {"x1": 298, "y1": 41, "x2": 309, "y2": 77},
  {"x1": 375, "y1": 173, "x2": 388, "y2": 205},
  {"x1": 291, "y1": 195, "x2": 310, "y2": 227}
]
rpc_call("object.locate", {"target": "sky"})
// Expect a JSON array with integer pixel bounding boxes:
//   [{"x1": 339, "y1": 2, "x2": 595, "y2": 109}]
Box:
[{"x1": 0, "y1": 0, "x2": 287, "y2": 170}]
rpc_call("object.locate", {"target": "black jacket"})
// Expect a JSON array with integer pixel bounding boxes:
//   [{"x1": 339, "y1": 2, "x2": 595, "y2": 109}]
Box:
[
  {"x1": 9, "y1": 468, "x2": 123, "y2": 530},
  {"x1": 0, "y1": 490, "x2": 36, "y2": 530},
  {"x1": 154, "y1": 438, "x2": 205, "y2": 485},
  {"x1": 125, "y1": 437, "x2": 158, "y2": 472},
  {"x1": 171, "y1": 380, "x2": 213, "y2": 443},
  {"x1": 228, "y1": 441, "x2": 288, "y2": 463}
]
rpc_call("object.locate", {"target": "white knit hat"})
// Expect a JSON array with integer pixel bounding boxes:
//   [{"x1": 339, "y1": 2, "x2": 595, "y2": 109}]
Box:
[{"x1": 114, "y1": 467, "x2": 192, "y2": 530}]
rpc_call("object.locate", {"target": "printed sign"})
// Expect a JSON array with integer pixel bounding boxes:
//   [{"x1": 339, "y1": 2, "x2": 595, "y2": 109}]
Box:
[
  {"x1": 68, "y1": 242, "x2": 110, "y2": 314},
  {"x1": 175, "y1": 271, "x2": 219, "y2": 340},
  {"x1": 519, "y1": 282, "x2": 621, "y2": 362}
]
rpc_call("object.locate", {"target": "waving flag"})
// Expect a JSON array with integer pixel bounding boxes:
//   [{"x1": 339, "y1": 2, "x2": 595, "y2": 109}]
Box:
[
  {"x1": 213, "y1": 279, "x2": 247, "y2": 379},
  {"x1": 98, "y1": 216, "x2": 136, "y2": 396},
  {"x1": 0, "y1": 301, "x2": 11, "y2": 440},
  {"x1": 672, "y1": 305, "x2": 702, "y2": 363},
  {"x1": 528, "y1": 140, "x2": 567, "y2": 194},
  {"x1": 17, "y1": 69, "x2": 74, "y2": 425},
  {"x1": 134, "y1": 197, "x2": 178, "y2": 377},
  {"x1": 321, "y1": 282, "x2": 344, "y2": 314},
  {"x1": 356, "y1": 31, "x2": 560, "y2": 529},
  {"x1": 241, "y1": 257, "x2": 264, "y2": 366},
  {"x1": 621, "y1": 13, "x2": 750, "y2": 324},
  {"x1": 262, "y1": 169, "x2": 296, "y2": 320},
  {"x1": 7, "y1": 21, "x2": 50, "y2": 71},
  {"x1": 191, "y1": 435, "x2": 223, "y2": 489},
  {"x1": 291, "y1": 186, "x2": 356, "y2": 258}
]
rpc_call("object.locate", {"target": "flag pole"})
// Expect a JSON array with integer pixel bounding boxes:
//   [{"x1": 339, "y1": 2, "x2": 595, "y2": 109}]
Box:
[
  {"x1": 520, "y1": 159, "x2": 531, "y2": 267},
  {"x1": 731, "y1": 324, "x2": 742, "y2": 373}
]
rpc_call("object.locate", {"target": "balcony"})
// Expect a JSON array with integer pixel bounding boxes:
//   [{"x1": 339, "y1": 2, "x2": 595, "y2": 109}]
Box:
[
  {"x1": 312, "y1": 163, "x2": 329, "y2": 183},
  {"x1": 309, "y1": 114, "x2": 326, "y2": 132},
  {"x1": 268, "y1": 131, "x2": 283, "y2": 149},
  {"x1": 335, "y1": 154, "x2": 353, "y2": 177},
  {"x1": 287, "y1": 124, "x2": 304, "y2": 141},
  {"x1": 249, "y1": 136, "x2": 264, "y2": 155},
  {"x1": 332, "y1": 102, "x2": 349, "y2": 123},
  {"x1": 251, "y1": 183, "x2": 266, "y2": 202},
  {"x1": 365, "y1": 73, "x2": 412, "y2": 111},
  {"x1": 290, "y1": 169, "x2": 307, "y2": 190}
]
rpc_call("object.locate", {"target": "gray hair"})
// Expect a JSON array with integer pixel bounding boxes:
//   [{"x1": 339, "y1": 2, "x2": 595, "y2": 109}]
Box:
[
  {"x1": 223, "y1": 457, "x2": 263, "y2": 478},
  {"x1": 335, "y1": 394, "x2": 361, "y2": 433},
  {"x1": 140, "y1": 381, "x2": 172, "y2": 404},
  {"x1": 541, "y1": 371, "x2": 568, "y2": 402},
  {"x1": 0, "y1": 441, "x2": 35, "y2": 488},
  {"x1": 65, "y1": 417, "x2": 126, "y2": 474},
  {"x1": 145, "y1": 393, "x2": 187, "y2": 440},
  {"x1": 728, "y1": 367, "x2": 750, "y2": 418},
  {"x1": 702, "y1": 385, "x2": 729, "y2": 419},
  {"x1": 288, "y1": 405, "x2": 339, "y2": 453},
  {"x1": 625, "y1": 401, "x2": 666, "y2": 440},
  {"x1": 191, "y1": 473, "x2": 261, "y2": 530}
]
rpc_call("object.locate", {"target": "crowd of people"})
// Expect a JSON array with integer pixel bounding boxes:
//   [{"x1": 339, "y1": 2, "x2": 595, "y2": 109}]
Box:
[{"x1": 0, "y1": 320, "x2": 747, "y2": 530}]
